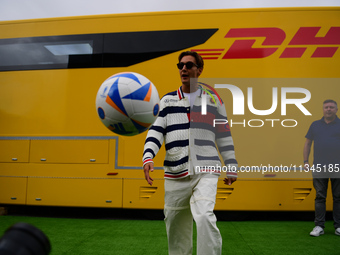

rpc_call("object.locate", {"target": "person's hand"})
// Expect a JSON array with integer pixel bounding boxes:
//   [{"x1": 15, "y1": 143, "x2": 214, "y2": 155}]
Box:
[
  {"x1": 304, "y1": 162, "x2": 310, "y2": 171},
  {"x1": 223, "y1": 177, "x2": 236, "y2": 186},
  {"x1": 143, "y1": 162, "x2": 154, "y2": 186}
]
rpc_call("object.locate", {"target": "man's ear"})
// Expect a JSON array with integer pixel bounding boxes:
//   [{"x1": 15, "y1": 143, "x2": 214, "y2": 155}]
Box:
[{"x1": 197, "y1": 67, "x2": 203, "y2": 76}]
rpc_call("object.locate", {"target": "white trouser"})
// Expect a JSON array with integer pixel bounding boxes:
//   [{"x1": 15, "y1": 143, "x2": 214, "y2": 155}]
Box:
[{"x1": 164, "y1": 174, "x2": 221, "y2": 255}]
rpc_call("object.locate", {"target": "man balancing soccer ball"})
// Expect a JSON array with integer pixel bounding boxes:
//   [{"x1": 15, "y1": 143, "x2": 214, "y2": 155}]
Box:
[{"x1": 142, "y1": 51, "x2": 238, "y2": 255}]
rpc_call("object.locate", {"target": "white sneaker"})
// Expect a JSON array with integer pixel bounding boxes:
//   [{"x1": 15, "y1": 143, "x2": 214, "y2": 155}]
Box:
[
  {"x1": 310, "y1": 226, "x2": 324, "y2": 237},
  {"x1": 336, "y1": 228, "x2": 340, "y2": 236}
]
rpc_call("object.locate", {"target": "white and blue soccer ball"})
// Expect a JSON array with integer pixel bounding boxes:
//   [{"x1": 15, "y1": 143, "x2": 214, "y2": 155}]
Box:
[{"x1": 96, "y1": 72, "x2": 160, "y2": 136}]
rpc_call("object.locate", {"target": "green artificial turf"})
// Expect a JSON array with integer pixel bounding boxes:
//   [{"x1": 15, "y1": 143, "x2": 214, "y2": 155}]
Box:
[{"x1": 0, "y1": 215, "x2": 339, "y2": 255}]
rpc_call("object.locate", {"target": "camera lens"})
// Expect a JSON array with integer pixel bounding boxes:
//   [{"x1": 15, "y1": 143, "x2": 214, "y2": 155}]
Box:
[{"x1": 0, "y1": 222, "x2": 51, "y2": 255}]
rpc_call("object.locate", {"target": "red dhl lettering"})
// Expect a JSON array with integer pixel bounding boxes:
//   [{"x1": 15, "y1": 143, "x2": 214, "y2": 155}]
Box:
[{"x1": 193, "y1": 27, "x2": 340, "y2": 59}]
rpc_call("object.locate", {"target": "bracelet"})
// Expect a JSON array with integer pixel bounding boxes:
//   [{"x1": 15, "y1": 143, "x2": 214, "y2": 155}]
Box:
[{"x1": 304, "y1": 160, "x2": 308, "y2": 163}]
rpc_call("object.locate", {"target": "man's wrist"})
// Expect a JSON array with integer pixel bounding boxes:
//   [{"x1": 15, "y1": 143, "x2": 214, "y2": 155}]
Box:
[{"x1": 143, "y1": 158, "x2": 153, "y2": 167}]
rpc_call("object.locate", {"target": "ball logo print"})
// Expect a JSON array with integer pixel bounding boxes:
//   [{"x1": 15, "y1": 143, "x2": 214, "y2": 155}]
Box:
[{"x1": 96, "y1": 72, "x2": 160, "y2": 136}]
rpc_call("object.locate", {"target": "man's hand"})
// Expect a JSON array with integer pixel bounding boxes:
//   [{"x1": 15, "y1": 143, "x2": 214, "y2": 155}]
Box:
[
  {"x1": 223, "y1": 177, "x2": 236, "y2": 186},
  {"x1": 143, "y1": 162, "x2": 154, "y2": 186},
  {"x1": 304, "y1": 162, "x2": 310, "y2": 171}
]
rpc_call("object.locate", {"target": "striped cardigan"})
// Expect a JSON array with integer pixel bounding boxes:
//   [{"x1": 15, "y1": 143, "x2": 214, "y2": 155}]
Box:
[{"x1": 143, "y1": 86, "x2": 238, "y2": 180}]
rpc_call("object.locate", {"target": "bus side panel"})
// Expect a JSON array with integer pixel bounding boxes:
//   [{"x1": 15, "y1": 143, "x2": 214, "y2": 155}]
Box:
[{"x1": 0, "y1": 8, "x2": 339, "y2": 210}]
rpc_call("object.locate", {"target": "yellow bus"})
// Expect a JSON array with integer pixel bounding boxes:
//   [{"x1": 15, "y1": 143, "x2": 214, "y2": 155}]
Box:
[{"x1": 0, "y1": 7, "x2": 339, "y2": 211}]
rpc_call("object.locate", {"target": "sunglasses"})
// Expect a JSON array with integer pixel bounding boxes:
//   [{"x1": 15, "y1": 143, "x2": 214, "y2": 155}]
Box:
[{"x1": 177, "y1": 61, "x2": 199, "y2": 70}]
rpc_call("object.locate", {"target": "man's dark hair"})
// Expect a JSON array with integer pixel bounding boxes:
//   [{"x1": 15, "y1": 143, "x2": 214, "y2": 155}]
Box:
[
  {"x1": 323, "y1": 99, "x2": 337, "y2": 107},
  {"x1": 178, "y1": 51, "x2": 204, "y2": 68}
]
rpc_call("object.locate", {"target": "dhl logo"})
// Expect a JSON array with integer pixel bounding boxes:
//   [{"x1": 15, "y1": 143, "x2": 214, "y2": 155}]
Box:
[{"x1": 193, "y1": 27, "x2": 340, "y2": 59}]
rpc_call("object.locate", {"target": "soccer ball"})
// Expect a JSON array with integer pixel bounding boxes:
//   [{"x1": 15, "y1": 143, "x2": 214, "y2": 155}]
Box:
[{"x1": 96, "y1": 72, "x2": 160, "y2": 136}]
